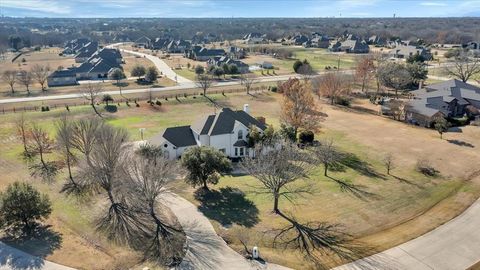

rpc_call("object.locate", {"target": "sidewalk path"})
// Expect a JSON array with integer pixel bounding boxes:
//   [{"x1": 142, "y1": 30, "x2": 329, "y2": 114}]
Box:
[
  {"x1": 333, "y1": 196, "x2": 480, "y2": 270},
  {"x1": 0, "y1": 242, "x2": 75, "y2": 270}
]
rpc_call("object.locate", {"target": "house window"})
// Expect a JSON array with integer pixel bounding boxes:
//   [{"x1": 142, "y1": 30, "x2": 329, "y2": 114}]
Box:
[
  {"x1": 238, "y1": 130, "x2": 243, "y2": 140},
  {"x1": 164, "y1": 144, "x2": 168, "y2": 148},
  {"x1": 235, "y1": 148, "x2": 238, "y2": 156},
  {"x1": 239, "y1": 147, "x2": 244, "y2": 156},
  {"x1": 219, "y1": 148, "x2": 226, "y2": 154},
  {"x1": 163, "y1": 151, "x2": 169, "y2": 159}
]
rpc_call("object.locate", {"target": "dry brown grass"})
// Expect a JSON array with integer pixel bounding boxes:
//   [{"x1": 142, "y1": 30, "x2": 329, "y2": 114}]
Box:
[{"x1": 1, "y1": 90, "x2": 480, "y2": 269}]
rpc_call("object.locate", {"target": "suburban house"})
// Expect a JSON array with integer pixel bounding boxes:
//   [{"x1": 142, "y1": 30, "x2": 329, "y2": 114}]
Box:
[
  {"x1": 151, "y1": 38, "x2": 170, "y2": 50},
  {"x1": 75, "y1": 48, "x2": 123, "y2": 80},
  {"x1": 150, "y1": 106, "x2": 267, "y2": 160},
  {"x1": 303, "y1": 36, "x2": 330, "y2": 48},
  {"x1": 227, "y1": 46, "x2": 247, "y2": 59},
  {"x1": 389, "y1": 45, "x2": 432, "y2": 61},
  {"x1": 62, "y1": 38, "x2": 91, "y2": 55},
  {"x1": 47, "y1": 68, "x2": 77, "y2": 87},
  {"x1": 112, "y1": 33, "x2": 131, "y2": 42},
  {"x1": 166, "y1": 40, "x2": 191, "y2": 53},
  {"x1": 134, "y1": 36, "x2": 151, "y2": 48},
  {"x1": 207, "y1": 56, "x2": 249, "y2": 73},
  {"x1": 191, "y1": 33, "x2": 218, "y2": 44},
  {"x1": 185, "y1": 46, "x2": 226, "y2": 61},
  {"x1": 49, "y1": 47, "x2": 123, "y2": 86},
  {"x1": 329, "y1": 39, "x2": 370, "y2": 53},
  {"x1": 463, "y1": 41, "x2": 479, "y2": 50},
  {"x1": 406, "y1": 79, "x2": 480, "y2": 126},
  {"x1": 287, "y1": 34, "x2": 310, "y2": 46},
  {"x1": 243, "y1": 33, "x2": 266, "y2": 44},
  {"x1": 368, "y1": 35, "x2": 386, "y2": 46},
  {"x1": 74, "y1": 41, "x2": 99, "y2": 63}
]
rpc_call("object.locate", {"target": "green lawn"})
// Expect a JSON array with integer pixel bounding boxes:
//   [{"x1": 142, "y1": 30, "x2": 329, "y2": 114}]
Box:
[
  {"x1": 270, "y1": 48, "x2": 362, "y2": 73},
  {"x1": 174, "y1": 68, "x2": 197, "y2": 81}
]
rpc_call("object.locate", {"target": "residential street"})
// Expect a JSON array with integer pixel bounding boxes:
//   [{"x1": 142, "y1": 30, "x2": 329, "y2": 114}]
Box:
[
  {"x1": 0, "y1": 74, "x2": 302, "y2": 105},
  {"x1": 334, "y1": 196, "x2": 480, "y2": 270}
]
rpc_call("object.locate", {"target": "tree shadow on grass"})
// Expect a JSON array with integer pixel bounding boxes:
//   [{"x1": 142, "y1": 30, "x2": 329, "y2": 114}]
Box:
[
  {"x1": 327, "y1": 176, "x2": 381, "y2": 201},
  {"x1": 392, "y1": 175, "x2": 425, "y2": 189},
  {"x1": 0, "y1": 225, "x2": 63, "y2": 270},
  {"x1": 447, "y1": 139, "x2": 475, "y2": 148},
  {"x1": 194, "y1": 187, "x2": 259, "y2": 228},
  {"x1": 331, "y1": 152, "x2": 386, "y2": 180}
]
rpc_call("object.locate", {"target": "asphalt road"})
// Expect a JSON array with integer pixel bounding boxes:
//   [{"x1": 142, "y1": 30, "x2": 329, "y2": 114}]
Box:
[{"x1": 0, "y1": 74, "x2": 301, "y2": 105}]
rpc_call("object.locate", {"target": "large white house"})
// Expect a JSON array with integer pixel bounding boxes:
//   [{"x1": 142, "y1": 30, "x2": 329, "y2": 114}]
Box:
[{"x1": 150, "y1": 105, "x2": 267, "y2": 159}]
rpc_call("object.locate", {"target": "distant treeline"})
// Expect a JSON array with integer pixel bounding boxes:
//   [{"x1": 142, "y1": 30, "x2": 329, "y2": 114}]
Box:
[{"x1": 1, "y1": 17, "x2": 479, "y2": 49}]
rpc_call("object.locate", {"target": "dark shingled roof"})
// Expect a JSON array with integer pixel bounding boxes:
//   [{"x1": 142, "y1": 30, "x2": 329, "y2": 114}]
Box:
[
  {"x1": 48, "y1": 69, "x2": 76, "y2": 78},
  {"x1": 194, "y1": 108, "x2": 267, "y2": 136},
  {"x1": 162, "y1": 126, "x2": 197, "y2": 147},
  {"x1": 191, "y1": 115, "x2": 215, "y2": 135}
]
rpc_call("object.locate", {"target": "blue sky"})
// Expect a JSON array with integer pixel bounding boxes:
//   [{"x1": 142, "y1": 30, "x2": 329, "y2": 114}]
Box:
[{"x1": 1, "y1": 0, "x2": 480, "y2": 18}]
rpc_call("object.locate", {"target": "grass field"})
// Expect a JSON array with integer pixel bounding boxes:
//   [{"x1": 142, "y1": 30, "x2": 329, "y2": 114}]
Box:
[{"x1": 1, "y1": 91, "x2": 480, "y2": 269}]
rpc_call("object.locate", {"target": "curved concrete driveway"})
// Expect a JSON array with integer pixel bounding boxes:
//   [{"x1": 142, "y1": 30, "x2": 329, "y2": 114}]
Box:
[
  {"x1": 162, "y1": 192, "x2": 291, "y2": 270},
  {"x1": 334, "y1": 197, "x2": 480, "y2": 270},
  {"x1": 0, "y1": 242, "x2": 74, "y2": 270},
  {"x1": 118, "y1": 48, "x2": 192, "y2": 85}
]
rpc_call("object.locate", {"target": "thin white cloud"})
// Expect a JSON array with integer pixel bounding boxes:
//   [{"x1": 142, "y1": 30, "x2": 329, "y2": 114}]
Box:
[
  {"x1": 2, "y1": 0, "x2": 72, "y2": 14},
  {"x1": 420, "y1": 2, "x2": 448, "y2": 6}
]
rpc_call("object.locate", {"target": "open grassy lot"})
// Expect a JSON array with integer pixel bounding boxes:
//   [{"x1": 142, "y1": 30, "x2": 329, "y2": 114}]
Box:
[
  {"x1": 1, "y1": 91, "x2": 479, "y2": 269},
  {"x1": 121, "y1": 52, "x2": 156, "y2": 76},
  {"x1": 0, "y1": 48, "x2": 75, "y2": 94}
]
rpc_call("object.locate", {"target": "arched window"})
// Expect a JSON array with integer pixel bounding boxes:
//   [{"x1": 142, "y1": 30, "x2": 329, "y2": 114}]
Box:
[{"x1": 238, "y1": 130, "x2": 243, "y2": 140}]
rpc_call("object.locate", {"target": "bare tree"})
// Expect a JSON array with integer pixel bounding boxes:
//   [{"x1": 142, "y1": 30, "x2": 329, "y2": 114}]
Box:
[
  {"x1": 56, "y1": 114, "x2": 80, "y2": 194},
  {"x1": 240, "y1": 74, "x2": 258, "y2": 95},
  {"x1": 123, "y1": 154, "x2": 184, "y2": 264},
  {"x1": 377, "y1": 62, "x2": 412, "y2": 98},
  {"x1": 70, "y1": 118, "x2": 103, "y2": 167},
  {"x1": 383, "y1": 153, "x2": 395, "y2": 175},
  {"x1": 195, "y1": 74, "x2": 215, "y2": 96},
  {"x1": 314, "y1": 139, "x2": 341, "y2": 177},
  {"x1": 2, "y1": 70, "x2": 17, "y2": 94},
  {"x1": 446, "y1": 54, "x2": 480, "y2": 83},
  {"x1": 280, "y1": 78, "x2": 323, "y2": 138},
  {"x1": 241, "y1": 142, "x2": 314, "y2": 213},
  {"x1": 355, "y1": 56, "x2": 375, "y2": 93},
  {"x1": 15, "y1": 113, "x2": 30, "y2": 156},
  {"x1": 82, "y1": 83, "x2": 102, "y2": 117},
  {"x1": 17, "y1": 70, "x2": 33, "y2": 94},
  {"x1": 78, "y1": 124, "x2": 149, "y2": 245},
  {"x1": 31, "y1": 64, "x2": 51, "y2": 91},
  {"x1": 314, "y1": 72, "x2": 350, "y2": 105},
  {"x1": 28, "y1": 124, "x2": 57, "y2": 181}
]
